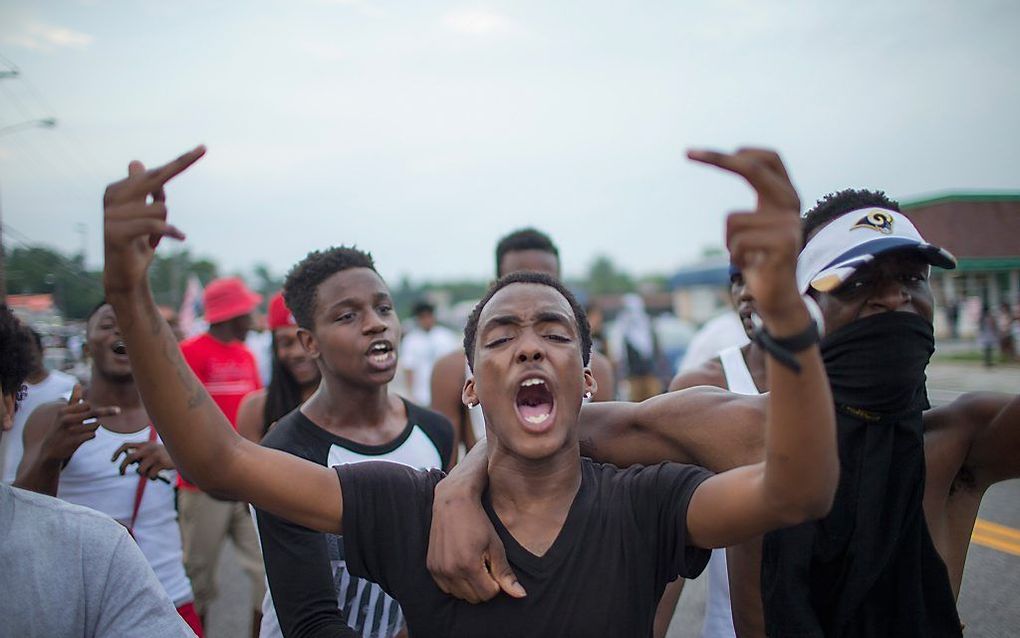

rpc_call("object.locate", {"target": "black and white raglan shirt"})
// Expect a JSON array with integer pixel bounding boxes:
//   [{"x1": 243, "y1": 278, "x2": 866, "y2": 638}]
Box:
[{"x1": 255, "y1": 400, "x2": 452, "y2": 638}]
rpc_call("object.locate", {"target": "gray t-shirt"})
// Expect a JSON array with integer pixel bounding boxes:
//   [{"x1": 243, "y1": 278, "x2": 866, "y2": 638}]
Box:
[{"x1": 0, "y1": 482, "x2": 193, "y2": 637}]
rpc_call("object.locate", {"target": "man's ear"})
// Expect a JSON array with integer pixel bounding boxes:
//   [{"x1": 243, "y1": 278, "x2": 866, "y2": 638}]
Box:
[
  {"x1": 583, "y1": 367, "x2": 597, "y2": 400},
  {"x1": 82, "y1": 341, "x2": 92, "y2": 361},
  {"x1": 297, "y1": 327, "x2": 320, "y2": 359},
  {"x1": 462, "y1": 374, "x2": 478, "y2": 408}
]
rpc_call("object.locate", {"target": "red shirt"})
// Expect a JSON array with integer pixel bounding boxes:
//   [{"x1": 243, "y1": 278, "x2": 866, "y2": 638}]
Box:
[{"x1": 178, "y1": 333, "x2": 262, "y2": 490}]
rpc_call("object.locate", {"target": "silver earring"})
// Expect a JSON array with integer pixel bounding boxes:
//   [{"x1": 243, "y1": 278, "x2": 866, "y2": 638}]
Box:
[{"x1": 584, "y1": 391, "x2": 592, "y2": 399}]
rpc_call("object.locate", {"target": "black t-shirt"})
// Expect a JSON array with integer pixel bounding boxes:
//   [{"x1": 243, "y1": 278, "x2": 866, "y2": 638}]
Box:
[
  {"x1": 338, "y1": 457, "x2": 712, "y2": 638},
  {"x1": 256, "y1": 400, "x2": 453, "y2": 638}
]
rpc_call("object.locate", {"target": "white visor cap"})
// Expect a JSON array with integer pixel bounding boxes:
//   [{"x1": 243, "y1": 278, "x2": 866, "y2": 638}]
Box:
[{"x1": 796, "y1": 207, "x2": 956, "y2": 294}]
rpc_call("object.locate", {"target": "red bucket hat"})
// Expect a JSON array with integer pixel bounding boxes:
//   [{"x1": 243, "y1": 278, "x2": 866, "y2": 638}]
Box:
[
  {"x1": 203, "y1": 277, "x2": 262, "y2": 324},
  {"x1": 267, "y1": 291, "x2": 298, "y2": 330}
]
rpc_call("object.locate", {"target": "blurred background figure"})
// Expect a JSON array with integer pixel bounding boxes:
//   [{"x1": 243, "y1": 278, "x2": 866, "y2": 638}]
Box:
[
  {"x1": 158, "y1": 305, "x2": 186, "y2": 342},
  {"x1": 0, "y1": 326, "x2": 77, "y2": 483},
  {"x1": 246, "y1": 310, "x2": 273, "y2": 387},
  {"x1": 178, "y1": 276, "x2": 266, "y2": 636},
  {"x1": 978, "y1": 304, "x2": 999, "y2": 368},
  {"x1": 587, "y1": 302, "x2": 608, "y2": 356},
  {"x1": 237, "y1": 292, "x2": 321, "y2": 443},
  {"x1": 400, "y1": 300, "x2": 458, "y2": 406},
  {"x1": 613, "y1": 293, "x2": 662, "y2": 402},
  {"x1": 996, "y1": 302, "x2": 1017, "y2": 362}
]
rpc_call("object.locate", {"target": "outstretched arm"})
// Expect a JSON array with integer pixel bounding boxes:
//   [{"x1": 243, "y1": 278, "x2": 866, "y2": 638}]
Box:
[
  {"x1": 103, "y1": 147, "x2": 342, "y2": 534},
  {"x1": 682, "y1": 148, "x2": 837, "y2": 549},
  {"x1": 964, "y1": 392, "x2": 1020, "y2": 487}
]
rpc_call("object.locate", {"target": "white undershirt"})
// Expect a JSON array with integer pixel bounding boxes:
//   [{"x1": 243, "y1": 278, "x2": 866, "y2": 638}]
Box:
[
  {"x1": 700, "y1": 345, "x2": 760, "y2": 638},
  {"x1": 57, "y1": 425, "x2": 192, "y2": 605}
]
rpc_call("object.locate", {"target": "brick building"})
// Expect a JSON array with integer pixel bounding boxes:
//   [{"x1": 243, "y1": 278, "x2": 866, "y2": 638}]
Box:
[{"x1": 901, "y1": 192, "x2": 1020, "y2": 337}]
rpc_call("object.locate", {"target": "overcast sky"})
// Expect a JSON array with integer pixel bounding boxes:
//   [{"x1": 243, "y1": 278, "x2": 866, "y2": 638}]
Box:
[{"x1": 1, "y1": 1, "x2": 1018, "y2": 285}]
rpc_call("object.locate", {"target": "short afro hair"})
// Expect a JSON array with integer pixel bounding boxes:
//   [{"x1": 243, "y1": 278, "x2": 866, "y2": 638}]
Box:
[
  {"x1": 411, "y1": 300, "x2": 435, "y2": 317},
  {"x1": 495, "y1": 228, "x2": 559, "y2": 277},
  {"x1": 0, "y1": 306, "x2": 33, "y2": 402},
  {"x1": 802, "y1": 189, "x2": 900, "y2": 244},
  {"x1": 463, "y1": 271, "x2": 591, "y2": 371},
  {"x1": 283, "y1": 246, "x2": 376, "y2": 330},
  {"x1": 83, "y1": 299, "x2": 113, "y2": 333}
]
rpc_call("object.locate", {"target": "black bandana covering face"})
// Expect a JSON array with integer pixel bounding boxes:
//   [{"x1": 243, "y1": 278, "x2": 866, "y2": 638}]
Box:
[
  {"x1": 761, "y1": 310, "x2": 962, "y2": 638},
  {"x1": 821, "y1": 311, "x2": 934, "y2": 419}
]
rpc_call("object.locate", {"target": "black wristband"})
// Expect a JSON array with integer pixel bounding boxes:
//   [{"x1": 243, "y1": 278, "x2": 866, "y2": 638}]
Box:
[{"x1": 753, "y1": 320, "x2": 819, "y2": 373}]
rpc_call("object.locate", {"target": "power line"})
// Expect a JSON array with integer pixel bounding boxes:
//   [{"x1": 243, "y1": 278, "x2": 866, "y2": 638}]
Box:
[{"x1": 1, "y1": 224, "x2": 103, "y2": 292}]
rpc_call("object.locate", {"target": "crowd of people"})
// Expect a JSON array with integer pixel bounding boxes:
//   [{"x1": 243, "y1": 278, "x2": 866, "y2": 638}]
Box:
[{"x1": 0, "y1": 144, "x2": 1017, "y2": 638}]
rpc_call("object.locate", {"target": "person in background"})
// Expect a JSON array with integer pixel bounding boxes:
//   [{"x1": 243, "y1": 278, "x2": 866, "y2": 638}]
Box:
[
  {"x1": 996, "y1": 301, "x2": 1016, "y2": 362},
  {"x1": 237, "y1": 291, "x2": 321, "y2": 443},
  {"x1": 179, "y1": 275, "x2": 266, "y2": 635},
  {"x1": 0, "y1": 327, "x2": 77, "y2": 483},
  {"x1": 0, "y1": 304, "x2": 192, "y2": 637},
  {"x1": 247, "y1": 309, "x2": 274, "y2": 387},
  {"x1": 656, "y1": 265, "x2": 766, "y2": 638},
  {"x1": 400, "y1": 300, "x2": 459, "y2": 406},
  {"x1": 978, "y1": 305, "x2": 998, "y2": 368},
  {"x1": 16, "y1": 301, "x2": 203, "y2": 636},
  {"x1": 613, "y1": 293, "x2": 662, "y2": 401},
  {"x1": 159, "y1": 305, "x2": 187, "y2": 342},
  {"x1": 586, "y1": 301, "x2": 609, "y2": 361}
]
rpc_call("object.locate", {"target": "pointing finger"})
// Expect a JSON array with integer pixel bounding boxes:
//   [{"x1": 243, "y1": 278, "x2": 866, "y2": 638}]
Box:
[
  {"x1": 150, "y1": 145, "x2": 206, "y2": 188},
  {"x1": 687, "y1": 148, "x2": 798, "y2": 212}
]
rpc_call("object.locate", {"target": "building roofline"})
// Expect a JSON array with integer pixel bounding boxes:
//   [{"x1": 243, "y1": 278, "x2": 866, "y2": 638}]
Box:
[{"x1": 901, "y1": 191, "x2": 1020, "y2": 209}]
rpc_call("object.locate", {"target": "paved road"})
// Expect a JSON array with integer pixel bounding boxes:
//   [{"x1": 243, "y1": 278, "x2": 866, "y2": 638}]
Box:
[{"x1": 206, "y1": 360, "x2": 1018, "y2": 638}]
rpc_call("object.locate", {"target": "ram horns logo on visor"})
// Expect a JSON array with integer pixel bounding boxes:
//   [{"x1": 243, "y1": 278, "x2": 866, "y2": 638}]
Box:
[{"x1": 851, "y1": 210, "x2": 895, "y2": 234}]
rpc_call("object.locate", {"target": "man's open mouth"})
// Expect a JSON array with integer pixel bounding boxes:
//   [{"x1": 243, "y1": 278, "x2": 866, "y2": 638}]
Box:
[
  {"x1": 515, "y1": 377, "x2": 555, "y2": 428},
  {"x1": 367, "y1": 341, "x2": 395, "y2": 366},
  {"x1": 111, "y1": 340, "x2": 128, "y2": 355}
]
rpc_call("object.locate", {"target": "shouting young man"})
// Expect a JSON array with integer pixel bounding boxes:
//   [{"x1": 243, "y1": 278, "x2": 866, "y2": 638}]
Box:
[
  {"x1": 430, "y1": 227, "x2": 617, "y2": 454},
  {"x1": 429, "y1": 189, "x2": 1020, "y2": 638},
  {"x1": 0, "y1": 305, "x2": 192, "y2": 637},
  {"x1": 16, "y1": 301, "x2": 203, "y2": 635},
  {"x1": 101, "y1": 145, "x2": 837, "y2": 637}
]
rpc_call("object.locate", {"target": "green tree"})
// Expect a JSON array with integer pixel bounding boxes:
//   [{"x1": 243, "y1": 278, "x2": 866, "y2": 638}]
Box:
[
  {"x1": 148, "y1": 250, "x2": 219, "y2": 307},
  {"x1": 586, "y1": 255, "x2": 634, "y2": 295},
  {"x1": 251, "y1": 262, "x2": 283, "y2": 300},
  {"x1": 7, "y1": 245, "x2": 219, "y2": 318},
  {"x1": 6, "y1": 246, "x2": 103, "y2": 319}
]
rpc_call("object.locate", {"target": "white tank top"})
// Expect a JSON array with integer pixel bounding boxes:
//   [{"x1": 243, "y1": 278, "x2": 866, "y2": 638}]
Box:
[
  {"x1": 57, "y1": 425, "x2": 193, "y2": 606},
  {"x1": 700, "y1": 346, "x2": 760, "y2": 638}
]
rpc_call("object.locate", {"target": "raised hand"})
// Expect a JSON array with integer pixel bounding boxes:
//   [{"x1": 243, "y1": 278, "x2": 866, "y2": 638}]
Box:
[
  {"x1": 103, "y1": 146, "x2": 205, "y2": 296},
  {"x1": 44, "y1": 385, "x2": 120, "y2": 464},
  {"x1": 688, "y1": 148, "x2": 804, "y2": 327},
  {"x1": 112, "y1": 440, "x2": 175, "y2": 482}
]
